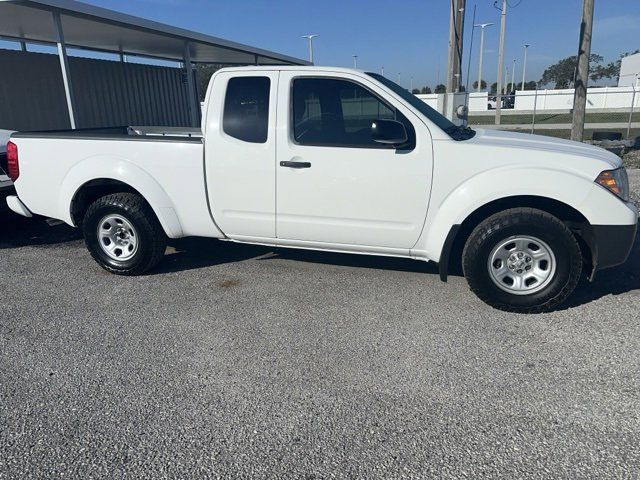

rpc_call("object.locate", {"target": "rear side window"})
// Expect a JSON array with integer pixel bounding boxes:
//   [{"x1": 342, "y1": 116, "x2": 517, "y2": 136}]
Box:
[{"x1": 223, "y1": 77, "x2": 270, "y2": 143}]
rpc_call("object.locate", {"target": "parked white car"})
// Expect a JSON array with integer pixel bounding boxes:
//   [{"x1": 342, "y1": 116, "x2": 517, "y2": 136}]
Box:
[
  {"x1": 0, "y1": 129, "x2": 14, "y2": 192},
  {"x1": 6, "y1": 67, "x2": 638, "y2": 312}
]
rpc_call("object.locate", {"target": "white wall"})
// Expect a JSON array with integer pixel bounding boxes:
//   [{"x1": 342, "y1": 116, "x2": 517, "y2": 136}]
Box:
[
  {"x1": 415, "y1": 93, "x2": 438, "y2": 109},
  {"x1": 416, "y1": 86, "x2": 638, "y2": 114},
  {"x1": 468, "y1": 92, "x2": 488, "y2": 112},
  {"x1": 416, "y1": 92, "x2": 488, "y2": 112},
  {"x1": 514, "y1": 86, "x2": 639, "y2": 111},
  {"x1": 619, "y1": 52, "x2": 640, "y2": 88}
]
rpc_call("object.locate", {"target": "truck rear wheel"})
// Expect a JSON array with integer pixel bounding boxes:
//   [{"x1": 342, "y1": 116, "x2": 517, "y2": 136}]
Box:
[
  {"x1": 462, "y1": 208, "x2": 582, "y2": 313},
  {"x1": 83, "y1": 193, "x2": 167, "y2": 275}
]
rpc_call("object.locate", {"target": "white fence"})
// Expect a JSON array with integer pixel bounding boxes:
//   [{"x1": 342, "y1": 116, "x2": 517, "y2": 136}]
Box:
[
  {"x1": 415, "y1": 93, "x2": 438, "y2": 109},
  {"x1": 417, "y1": 86, "x2": 638, "y2": 113},
  {"x1": 514, "y1": 86, "x2": 639, "y2": 111},
  {"x1": 416, "y1": 92, "x2": 490, "y2": 112}
]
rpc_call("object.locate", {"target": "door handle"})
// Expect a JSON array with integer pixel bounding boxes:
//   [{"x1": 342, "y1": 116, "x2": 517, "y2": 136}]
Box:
[{"x1": 280, "y1": 161, "x2": 311, "y2": 169}]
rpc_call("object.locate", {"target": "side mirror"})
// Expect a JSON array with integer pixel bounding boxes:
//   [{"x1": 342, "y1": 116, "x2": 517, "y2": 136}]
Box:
[{"x1": 371, "y1": 119, "x2": 408, "y2": 146}]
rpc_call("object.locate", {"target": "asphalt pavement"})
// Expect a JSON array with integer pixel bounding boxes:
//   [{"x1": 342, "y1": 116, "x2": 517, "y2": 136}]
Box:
[{"x1": 1, "y1": 184, "x2": 639, "y2": 478}]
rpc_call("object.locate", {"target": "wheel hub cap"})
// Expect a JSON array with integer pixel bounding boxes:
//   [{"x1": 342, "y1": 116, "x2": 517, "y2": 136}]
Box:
[
  {"x1": 97, "y1": 214, "x2": 139, "y2": 261},
  {"x1": 488, "y1": 235, "x2": 556, "y2": 295}
]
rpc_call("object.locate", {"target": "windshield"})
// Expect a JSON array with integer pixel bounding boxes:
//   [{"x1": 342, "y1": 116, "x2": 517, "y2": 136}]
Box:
[{"x1": 366, "y1": 72, "x2": 473, "y2": 140}]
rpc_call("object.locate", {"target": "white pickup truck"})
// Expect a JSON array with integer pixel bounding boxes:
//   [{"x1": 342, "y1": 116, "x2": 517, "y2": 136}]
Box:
[{"x1": 6, "y1": 67, "x2": 637, "y2": 312}]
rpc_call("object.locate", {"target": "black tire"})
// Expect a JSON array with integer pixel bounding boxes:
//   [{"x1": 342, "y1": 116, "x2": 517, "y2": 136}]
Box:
[
  {"x1": 462, "y1": 208, "x2": 582, "y2": 313},
  {"x1": 83, "y1": 193, "x2": 167, "y2": 275}
]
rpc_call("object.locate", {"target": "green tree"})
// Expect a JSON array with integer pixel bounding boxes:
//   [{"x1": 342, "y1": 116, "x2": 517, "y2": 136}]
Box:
[
  {"x1": 420, "y1": 86, "x2": 432, "y2": 94},
  {"x1": 472, "y1": 79, "x2": 487, "y2": 90},
  {"x1": 539, "y1": 54, "x2": 603, "y2": 89},
  {"x1": 490, "y1": 82, "x2": 498, "y2": 93},
  {"x1": 411, "y1": 88, "x2": 421, "y2": 94},
  {"x1": 591, "y1": 49, "x2": 640, "y2": 82},
  {"x1": 434, "y1": 84, "x2": 446, "y2": 93}
]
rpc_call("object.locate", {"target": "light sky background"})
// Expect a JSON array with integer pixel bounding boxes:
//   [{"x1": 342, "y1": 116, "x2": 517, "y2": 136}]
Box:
[{"x1": 2, "y1": 0, "x2": 639, "y2": 89}]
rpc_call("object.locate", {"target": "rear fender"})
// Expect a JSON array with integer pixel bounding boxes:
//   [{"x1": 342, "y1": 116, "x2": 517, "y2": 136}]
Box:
[{"x1": 60, "y1": 155, "x2": 184, "y2": 238}]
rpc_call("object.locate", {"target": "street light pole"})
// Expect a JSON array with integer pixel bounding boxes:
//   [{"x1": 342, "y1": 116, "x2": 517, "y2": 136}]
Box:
[
  {"x1": 397, "y1": 73, "x2": 401, "y2": 85},
  {"x1": 521, "y1": 43, "x2": 530, "y2": 90},
  {"x1": 495, "y1": 0, "x2": 507, "y2": 124},
  {"x1": 352, "y1": 55, "x2": 358, "y2": 68},
  {"x1": 511, "y1": 59, "x2": 516, "y2": 92},
  {"x1": 381, "y1": 66, "x2": 384, "y2": 76},
  {"x1": 475, "y1": 23, "x2": 493, "y2": 91},
  {"x1": 301, "y1": 34, "x2": 318, "y2": 64},
  {"x1": 504, "y1": 67, "x2": 509, "y2": 94}
]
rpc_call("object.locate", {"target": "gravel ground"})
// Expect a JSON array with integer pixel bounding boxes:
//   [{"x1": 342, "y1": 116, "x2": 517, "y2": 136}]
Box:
[
  {"x1": 623, "y1": 149, "x2": 640, "y2": 170},
  {"x1": 629, "y1": 169, "x2": 640, "y2": 210},
  {"x1": 1, "y1": 191, "x2": 639, "y2": 479}
]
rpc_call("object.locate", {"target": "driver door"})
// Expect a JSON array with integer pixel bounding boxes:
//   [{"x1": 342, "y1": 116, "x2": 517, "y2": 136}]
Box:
[{"x1": 275, "y1": 71, "x2": 433, "y2": 250}]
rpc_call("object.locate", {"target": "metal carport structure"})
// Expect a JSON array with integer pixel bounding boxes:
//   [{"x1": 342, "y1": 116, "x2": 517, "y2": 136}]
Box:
[{"x1": 0, "y1": 0, "x2": 310, "y2": 128}]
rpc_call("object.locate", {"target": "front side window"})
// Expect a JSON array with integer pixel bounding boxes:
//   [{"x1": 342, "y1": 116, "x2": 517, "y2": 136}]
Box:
[
  {"x1": 223, "y1": 77, "x2": 270, "y2": 143},
  {"x1": 292, "y1": 78, "x2": 414, "y2": 148}
]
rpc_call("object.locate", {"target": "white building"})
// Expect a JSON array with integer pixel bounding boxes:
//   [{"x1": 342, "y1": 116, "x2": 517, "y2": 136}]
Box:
[{"x1": 618, "y1": 52, "x2": 640, "y2": 87}]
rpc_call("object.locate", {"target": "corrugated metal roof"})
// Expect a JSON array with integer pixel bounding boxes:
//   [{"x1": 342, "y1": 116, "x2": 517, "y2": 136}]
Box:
[{"x1": 0, "y1": 0, "x2": 310, "y2": 65}]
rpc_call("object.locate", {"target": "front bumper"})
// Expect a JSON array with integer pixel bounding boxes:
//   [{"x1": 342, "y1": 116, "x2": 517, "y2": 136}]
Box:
[{"x1": 591, "y1": 221, "x2": 637, "y2": 275}]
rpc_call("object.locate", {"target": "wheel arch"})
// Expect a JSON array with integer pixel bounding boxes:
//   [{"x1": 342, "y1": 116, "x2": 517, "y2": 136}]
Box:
[
  {"x1": 60, "y1": 157, "x2": 184, "y2": 238},
  {"x1": 438, "y1": 195, "x2": 595, "y2": 281},
  {"x1": 70, "y1": 178, "x2": 138, "y2": 225}
]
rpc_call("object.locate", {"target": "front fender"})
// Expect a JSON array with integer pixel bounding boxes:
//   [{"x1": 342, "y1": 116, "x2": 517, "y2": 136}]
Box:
[
  {"x1": 59, "y1": 155, "x2": 184, "y2": 238},
  {"x1": 415, "y1": 166, "x2": 636, "y2": 262}
]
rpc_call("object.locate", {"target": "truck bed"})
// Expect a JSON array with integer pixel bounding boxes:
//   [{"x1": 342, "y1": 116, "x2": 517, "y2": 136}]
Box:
[{"x1": 9, "y1": 126, "x2": 215, "y2": 238}]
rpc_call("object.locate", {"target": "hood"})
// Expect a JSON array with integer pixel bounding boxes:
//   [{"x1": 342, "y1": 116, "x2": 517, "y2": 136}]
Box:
[{"x1": 470, "y1": 128, "x2": 622, "y2": 169}]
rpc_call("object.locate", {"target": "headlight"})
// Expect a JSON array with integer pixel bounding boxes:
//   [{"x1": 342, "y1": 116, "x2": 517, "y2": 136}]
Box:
[{"x1": 595, "y1": 167, "x2": 629, "y2": 202}]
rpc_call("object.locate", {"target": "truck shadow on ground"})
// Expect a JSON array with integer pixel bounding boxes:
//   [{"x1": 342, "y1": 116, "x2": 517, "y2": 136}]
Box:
[
  {"x1": 161, "y1": 233, "x2": 640, "y2": 310},
  {"x1": 566, "y1": 234, "x2": 640, "y2": 308},
  {"x1": 0, "y1": 212, "x2": 82, "y2": 248},
  {"x1": 3, "y1": 211, "x2": 638, "y2": 309},
  {"x1": 157, "y1": 236, "x2": 438, "y2": 276}
]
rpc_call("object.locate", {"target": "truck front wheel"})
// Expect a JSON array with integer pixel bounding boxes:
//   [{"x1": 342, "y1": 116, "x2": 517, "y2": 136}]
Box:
[
  {"x1": 462, "y1": 208, "x2": 583, "y2": 313},
  {"x1": 83, "y1": 193, "x2": 167, "y2": 275}
]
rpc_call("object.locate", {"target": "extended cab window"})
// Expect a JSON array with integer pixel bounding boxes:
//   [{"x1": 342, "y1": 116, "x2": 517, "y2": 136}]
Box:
[
  {"x1": 223, "y1": 77, "x2": 270, "y2": 143},
  {"x1": 292, "y1": 78, "x2": 415, "y2": 148}
]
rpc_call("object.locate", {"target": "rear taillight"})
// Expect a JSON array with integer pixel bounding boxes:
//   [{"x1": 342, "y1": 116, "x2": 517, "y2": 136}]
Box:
[{"x1": 6, "y1": 140, "x2": 18, "y2": 182}]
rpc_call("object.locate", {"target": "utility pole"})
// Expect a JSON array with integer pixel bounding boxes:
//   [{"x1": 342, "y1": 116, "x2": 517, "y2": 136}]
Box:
[
  {"x1": 446, "y1": 0, "x2": 466, "y2": 92},
  {"x1": 397, "y1": 73, "x2": 401, "y2": 85},
  {"x1": 475, "y1": 23, "x2": 493, "y2": 91},
  {"x1": 521, "y1": 43, "x2": 530, "y2": 90},
  {"x1": 381, "y1": 66, "x2": 385, "y2": 76},
  {"x1": 301, "y1": 34, "x2": 318, "y2": 64},
  {"x1": 511, "y1": 59, "x2": 516, "y2": 92},
  {"x1": 571, "y1": 0, "x2": 594, "y2": 141},
  {"x1": 410, "y1": 77, "x2": 414, "y2": 92},
  {"x1": 352, "y1": 55, "x2": 358, "y2": 68},
  {"x1": 495, "y1": 0, "x2": 507, "y2": 124}
]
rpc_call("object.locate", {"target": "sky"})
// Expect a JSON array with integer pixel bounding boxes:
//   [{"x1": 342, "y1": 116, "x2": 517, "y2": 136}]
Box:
[{"x1": 3, "y1": 0, "x2": 640, "y2": 89}]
